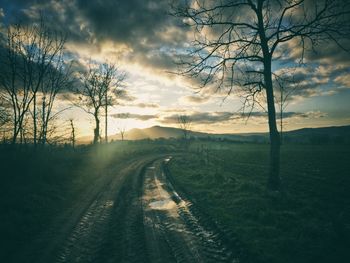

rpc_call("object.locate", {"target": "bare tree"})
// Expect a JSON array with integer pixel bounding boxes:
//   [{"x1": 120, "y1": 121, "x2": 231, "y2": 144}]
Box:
[
  {"x1": 0, "y1": 96, "x2": 11, "y2": 138},
  {"x1": 118, "y1": 126, "x2": 126, "y2": 141},
  {"x1": 178, "y1": 115, "x2": 192, "y2": 140},
  {"x1": 37, "y1": 54, "x2": 72, "y2": 145},
  {"x1": 102, "y1": 64, "x2": 125, "y2": 143},
  {"x1": 69, "y1": 119, "x2": 76, "y2": 149},
  {"x1": 0, "y1": 23, "x2": 33, "y2": 144},
  {"x1": 76, "y1": 62, "x2": 125, "y2": 144},
  {"x1": 274, "y1": 72, "x2": 298, "y2": 144},
  {"x1": 29, "y1": 18, "x2": 66, "y2": 146},
  {"x1": 172, "y1": 0, "x2": 350, "y2": 190},
  {"x1": 0, "y1": 18, "x2": 66, "y2": 144}
]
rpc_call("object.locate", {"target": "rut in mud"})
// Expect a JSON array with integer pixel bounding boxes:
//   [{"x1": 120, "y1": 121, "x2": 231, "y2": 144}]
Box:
[
  {"x1": 142, "y1": 158, "x2": 238, "y2": 263},
  {"x1": 39, "y1": 156, "x2": 238, "y2": 263}
]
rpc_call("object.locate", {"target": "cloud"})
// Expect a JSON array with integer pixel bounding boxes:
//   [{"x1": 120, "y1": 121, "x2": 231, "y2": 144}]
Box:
[
  {"x1": 134, "y1": 102, "x2": 159, "y2": 108},
  {"x1": 278, "y1": 111, "x2": 327, "y2": 120},
  {"x1": 117, "y1": 90, "x2": 137, "y2": 102},
  {"x1": 159, "y1": 110, "x2": 326, "y2": 125},
  {"x1": 160, "y1": 111, "x2": 237, "y2": 125},
  {"x1": 111, "y1": 113, "x2": 157, "y2": 121},
  {"x1": 180, "y1": 95, "x2": 210, "y2": 104},
  {"x1": 335, "y1": 74, "x2": 350, "y2": 87}
]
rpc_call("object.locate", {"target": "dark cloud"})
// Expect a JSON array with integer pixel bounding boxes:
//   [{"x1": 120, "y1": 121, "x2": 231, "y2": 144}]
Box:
[
  {"x1": 1, "y1": 0, "x2": 186, "y2": 72},
  {"x1": 1, "y1": 0, "x2": 349, "y2": 98},
  {"x1": 111, "y1": 113, "x2": 157, "y2": 121},
  {"x1": 160, "y1": 112, "x2": 236, "y2": 125},
  {"x1": 160, "y1": 111, "x2": 326, "y2": 125},
  {"x1": 181, "y1": 95, "x2": 210, "y2": 104},
  {"x1": 76, "y1": 0, "x2": 175, "y2": 44},
  {"x1": 117, "y1": 90, "x2": 137, "y2": 102},
  {"x1": 135, "y1": 102, "x2": 159, "y2": 108}
]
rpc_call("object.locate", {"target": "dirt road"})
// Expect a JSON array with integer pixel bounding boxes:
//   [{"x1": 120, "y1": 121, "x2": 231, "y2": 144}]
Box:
[{"x1": 33, "y1": 156, "x2": 237, "y2": 262}]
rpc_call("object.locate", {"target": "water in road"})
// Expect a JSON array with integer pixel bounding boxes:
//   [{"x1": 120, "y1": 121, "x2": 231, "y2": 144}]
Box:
[
  {"x1": 49, "y1": 157, "x2": 238, "y2": 262},
  {"x1": 143, "y1": 158, "x2": 238, "y2": 263}
]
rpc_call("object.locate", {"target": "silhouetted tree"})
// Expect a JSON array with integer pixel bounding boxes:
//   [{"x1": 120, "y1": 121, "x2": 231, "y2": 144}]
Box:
[
  {"x1": 37, "y1": 52, "x2": 72, "y2": 145},
  {"x1": 102, "y1": 64, "x2": 125, "y2": 143},
  {"x1": 178, "y1": 115, "x2": 192, "y2": 140},
  {"x1": 118, "y1": 125, "x2": 127, "y2": 141},
  {"x1": 69, "y1": 119, "x2": 76, "y2": 149},
  {"x1": 0, "y1": 98, "x2": 10, "y2": 127},
  {"x1": 76, "y1": 62, "x2": 125, "y2": 144},
  {"x1": 274, "y1": 72, "x2": 298, "y2": 144},
  {"x1": 0, "y1": 18, "x2": 66, "y2": 144},
  {"x1": 173, "y1": 0, "x2": 350, "y2": 190}
]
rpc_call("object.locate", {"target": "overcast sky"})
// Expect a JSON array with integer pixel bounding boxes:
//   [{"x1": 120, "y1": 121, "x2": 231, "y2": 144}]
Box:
[{"x1": 1, "y1": 0, "x2": 350, "y2": 136}]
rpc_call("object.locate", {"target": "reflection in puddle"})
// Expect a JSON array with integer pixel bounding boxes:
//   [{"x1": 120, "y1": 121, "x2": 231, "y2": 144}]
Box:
[
  {"x1": 164, "y1": 156, "x2": 172, "y2": 163},
  {"x1": 104, "y1": 200, "x2": 114, "y2": 208},
  {"x1": 149, "y1": 199, "x2": 176, "y2": 210}
]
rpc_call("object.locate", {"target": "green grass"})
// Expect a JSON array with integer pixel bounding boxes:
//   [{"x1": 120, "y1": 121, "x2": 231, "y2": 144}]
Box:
[
  {"x1": 168, "y1": 143, "x2": 350, "y2": 263},
  {"x1": 0, "y1": 141, "x2": 174, "y2": 261}
]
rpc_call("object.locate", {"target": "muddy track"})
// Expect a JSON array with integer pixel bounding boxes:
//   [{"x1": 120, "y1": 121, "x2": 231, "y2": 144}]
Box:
[
  {"x1": 142, "y1": 158, "x2": 238, "y2": 263},
  {"x1": 26, "y1": 155, "x2": 238, "y2": 263}
]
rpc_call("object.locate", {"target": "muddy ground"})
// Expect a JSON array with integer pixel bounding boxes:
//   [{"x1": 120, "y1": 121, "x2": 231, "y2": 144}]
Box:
[{"x1": 16, "y1": 155, "x2": 238, "y2": 263}]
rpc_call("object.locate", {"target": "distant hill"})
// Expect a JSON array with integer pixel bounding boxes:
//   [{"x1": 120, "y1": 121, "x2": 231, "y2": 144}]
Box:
[
  {"x1": 108, "y1": 125, "x2": 268, "y2": 142},
  {"x1": 283, "y1": 125, "x2": 350, "y2": 144},
  {"x1": 110, "y1": 126, "x2": 185, "y2": 140},
  {"x1": 78, "y1": 125, "x2": 350, "y2": 144}
]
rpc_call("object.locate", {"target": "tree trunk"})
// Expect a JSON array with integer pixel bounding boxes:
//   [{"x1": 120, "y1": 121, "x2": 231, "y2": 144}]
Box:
[
  {"x1": 12, "y1": 124, "x2": 18, "y2": 144},
  {"x1": 280, "y1": 87, "x2": 283, "y2": 145},
  {"x1": 33, "y1": 94, "x2": 37, "y2": 146},
  {"x1": 105, "y1": 101, "x2": 108, "y2": 143},
  {"x1": 257, "y1": 1, "x2": 281, "y2": 191},
  {"x1": 280, "y1": 108, "x2": 283, "y2": 145},
  {"x1": 264, "y1": 58, "x2": 281, "y2": 191},
  {"x1": 93, "y1": 112, "x2": 100, "y2": 144},
  {"x1": 70, "y1": 120, "x2": 75, "y2": 149}
]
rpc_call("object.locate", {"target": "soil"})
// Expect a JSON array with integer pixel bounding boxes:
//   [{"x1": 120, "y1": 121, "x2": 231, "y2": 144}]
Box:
[{"x1": 21, "y1": 155, "x2": 237, "y2": 263}]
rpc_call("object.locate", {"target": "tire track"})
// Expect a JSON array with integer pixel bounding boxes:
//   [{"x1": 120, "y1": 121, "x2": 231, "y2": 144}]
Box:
[
  {"x1": 53, "y1": 157, "x2": 160, "y2": 263},
  {"x1": 142, "y1": 158, "x2": 239, "y2": 263}
]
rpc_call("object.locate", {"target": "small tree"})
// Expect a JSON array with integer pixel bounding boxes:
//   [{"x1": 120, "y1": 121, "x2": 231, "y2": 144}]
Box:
[
  {"x1": 274, "y1": 72, "x2": 298, "y2": 144},
  {"x1": 118, "y1": 126, "x2": 126, "y2": 141},
  {"x1": 76, "y1": 62, "x2": 125, "y2": 144},
  {"x1": 69, "y1": 119, "x2": 76, "y2": 149},
  {"x1": 178, "y1": 115, "x2": 192, "y2": 140},
  {"x1": 103, "y1": 64, "x2": 125, "y2": 143}
]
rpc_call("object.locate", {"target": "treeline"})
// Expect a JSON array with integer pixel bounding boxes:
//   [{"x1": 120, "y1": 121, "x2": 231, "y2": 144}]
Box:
[{"x1": 0, "y1": 17, "x2": 125, "y2": 145}]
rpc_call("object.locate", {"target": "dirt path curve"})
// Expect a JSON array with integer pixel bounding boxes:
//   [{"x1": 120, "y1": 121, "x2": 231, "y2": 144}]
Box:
[
  {"x1": 31, "y1": 155, "x2": 237, "y2": 263},
  {"x1": 142, "y1": 157, "x2": 237, "y2": 263}
]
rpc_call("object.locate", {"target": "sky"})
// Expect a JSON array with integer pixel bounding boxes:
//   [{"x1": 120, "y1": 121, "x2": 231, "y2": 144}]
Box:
[{"x1": 0, "y1": 0, "x2": 350, "y2": 137}]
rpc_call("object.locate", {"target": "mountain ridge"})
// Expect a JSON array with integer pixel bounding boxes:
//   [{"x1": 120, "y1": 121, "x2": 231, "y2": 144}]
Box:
[{"x1": 77, "y1": 124, "x2": 350, "y2": 144}]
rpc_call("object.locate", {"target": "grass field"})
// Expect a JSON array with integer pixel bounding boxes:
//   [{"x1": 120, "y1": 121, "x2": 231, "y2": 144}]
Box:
[
  {"x1": 168, "y1": 142, "x2": 350, "y2": 263},
  {"x1": 0, "y1": 141, "x2": 174, "y2": 261},
  {"x1": 1, "y1": 140, "x2": 349, "y2": 262}
]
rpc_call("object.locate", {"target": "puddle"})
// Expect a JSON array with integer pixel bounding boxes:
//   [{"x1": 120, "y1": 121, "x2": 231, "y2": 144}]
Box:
[
  {"x1": 104, "y1": 200, "x2": 114, "y2": 208},
  {"x1": 149, "y1": 199, "x2": 176, "y2": 210},
  {"x1": 164, "y1": 156, "x2": 172, "y2": 163}
]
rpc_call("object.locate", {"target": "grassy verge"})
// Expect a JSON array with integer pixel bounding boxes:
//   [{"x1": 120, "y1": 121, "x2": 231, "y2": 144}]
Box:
[
  {"x1": 0, "y1": 141, "x2": 174, "y2": 261},
  {"x1": 168, "y1": 143, "x2": 350, "y2": 263}
]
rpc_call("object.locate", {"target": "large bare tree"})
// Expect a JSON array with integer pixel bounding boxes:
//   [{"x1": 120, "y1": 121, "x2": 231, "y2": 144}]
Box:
[{"x1": 173, "y1": 0, "x2": 350, "y2": 190}]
